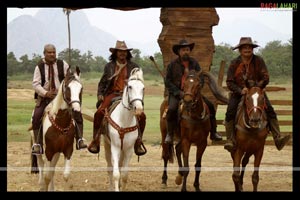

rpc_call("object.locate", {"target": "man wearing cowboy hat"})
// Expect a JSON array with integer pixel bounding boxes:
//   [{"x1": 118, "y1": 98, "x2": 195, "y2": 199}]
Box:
[
  {"x1": 87, "y1": 40, "x2": 147, "y2": 156},
  {"x1": 164, "y1": 39, "x2": 223, "y2": 144},
  {"x1": 224, "y1": 37, "x2": 291, "y2": 152}
]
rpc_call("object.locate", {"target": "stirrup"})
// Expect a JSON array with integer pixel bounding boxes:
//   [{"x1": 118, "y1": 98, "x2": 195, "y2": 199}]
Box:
[
  {"x1": 224, "y1": 141, "x2": 235, "y2": 153},
  {"x1": 87, "y1": 144, "x2": 100, "y2": 154},
  {"x1": 76, "y1": 138, "x2": 87, "y2": 150},
  {"x1": 135, "y1": 142, "x2": 147, "y2": 156},
  {"x1": 32, "y1": 144, "x2": 43, "y2": 155}
]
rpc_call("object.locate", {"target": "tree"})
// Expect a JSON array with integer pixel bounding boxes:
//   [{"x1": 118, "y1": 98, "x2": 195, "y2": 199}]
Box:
[
  {"x1": 211, "y1": 43, "x2": 238, "y2": 76},
  {"x1": 7, "y1": 52, "x2": 20, "y2": 76},
  {"x1": 258, "y1": 40, "x2": 292, "y2": 77}
]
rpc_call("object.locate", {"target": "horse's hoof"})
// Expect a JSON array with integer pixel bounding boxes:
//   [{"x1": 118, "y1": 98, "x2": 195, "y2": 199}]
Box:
[
  {"x1": 175, "y1": 175, "x2": 182, "y2": 185},
  {"x1": 161, "y1": 183, "x2": 167, "y2": 189}
]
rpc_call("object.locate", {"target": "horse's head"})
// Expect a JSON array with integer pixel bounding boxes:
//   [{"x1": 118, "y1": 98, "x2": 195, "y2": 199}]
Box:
[
  {"x1": 123, "y1": 68, "x2": 144, "y2": 116},
  {"x1": 182, "y1": 70, "x2": 202, "y2": 105},
  {"x1": 244, "y1": 85, "x2": 266, "y2": 128},
  {"x1": 62, "y1": 66, "x2": 83, "y2": 112}
]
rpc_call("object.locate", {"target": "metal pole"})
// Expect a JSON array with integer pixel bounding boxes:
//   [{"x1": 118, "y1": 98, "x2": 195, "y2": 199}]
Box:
[
  {"x1": 63, "y1": 8, "x2": 71, "y2": 66},
  {"x1": 67, "y1": 10, "x2": 71, "y2": 66}
]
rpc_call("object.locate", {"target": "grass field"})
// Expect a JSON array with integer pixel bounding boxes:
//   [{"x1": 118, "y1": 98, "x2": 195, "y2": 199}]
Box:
[{"x1": 7, "y1": 77, "x2": 292, "y2": 145}]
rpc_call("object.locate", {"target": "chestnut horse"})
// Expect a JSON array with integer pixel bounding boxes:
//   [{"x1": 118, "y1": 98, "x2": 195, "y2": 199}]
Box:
[
  {"x1": 160, "y1": 70, "x2": 228, "y2": 191},
  {"x1": 30, "y1": 66, "x2": 83, "y2": 191},
  {"x1": 230, "y1": 81, "x2": 268, "y2": 192}
]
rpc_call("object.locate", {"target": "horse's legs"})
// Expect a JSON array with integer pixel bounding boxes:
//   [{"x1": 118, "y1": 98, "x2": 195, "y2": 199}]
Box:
[
  {"x1": 111, "y1": 145, "x2": 121, "y2": 191},
  {"x1": 162, "y1": 158, "x2": 168, "y2": 187},
  {"x1": 46, "y1": 153, "x2": 60, "y2": 191},
  {"x1": 232, "y1": 149, "x2": 244, "y2": 192},
  {"x1": 181, "y1": 139, "x2": 191, "y2": 192},
  {"x1": 104, "y1": 138, "x2": 114, "y2": 191},
  {"x1": 161, "y1": 143, "x2": 170, "y2": 186},
  {"x1": 63, "y1": 157, "x2": 71, "y2": 182},
  {"x1": 175, "y1": 142, "x2": 183, "y2": 186},
  {"x1": 36, "y1": 155, "x2": 46, "y2": 191},
  {"x1": 193, "y1": 144, "x2": 206, "y2": 192},
  {"x1": 240, "y1": 152, "x2": 251, "y2": 191},
  {"x1": 120, "y1": 149, "x2": 134, "y2": 191},
  {"x1": 252, "y1": 148, "x2": 264, "y2": 192}
]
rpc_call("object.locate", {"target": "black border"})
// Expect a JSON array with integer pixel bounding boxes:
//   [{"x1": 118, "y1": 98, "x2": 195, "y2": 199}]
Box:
[{"x1": 3, "y1": 0, "x2": 298, "y2": 193}]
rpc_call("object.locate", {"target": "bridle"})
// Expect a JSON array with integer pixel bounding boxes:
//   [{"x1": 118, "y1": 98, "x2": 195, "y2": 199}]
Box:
[
  {"x1": 62, "y1": 76, "x2": 82, "y2": 106},
  {"x1": 122, "y1": 78, "x2": 144, "y2": 110}
]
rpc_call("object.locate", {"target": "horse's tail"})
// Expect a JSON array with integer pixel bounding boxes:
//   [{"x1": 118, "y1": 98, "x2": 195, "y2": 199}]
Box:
[
  {"x1": 202, "y1": 71, "x2": 229, "y2": 104},
  {"x1": 161, "y1": 143, "x2": 175, "y2": 163},
  {"x1": 29, "y1": 129, "x2": 39, "y2": 174}
]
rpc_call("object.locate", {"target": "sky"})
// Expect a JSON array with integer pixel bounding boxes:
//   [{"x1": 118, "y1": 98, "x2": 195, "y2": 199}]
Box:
[{"x1": 7, "y1": 7, "x2": 293, "y2": 50}]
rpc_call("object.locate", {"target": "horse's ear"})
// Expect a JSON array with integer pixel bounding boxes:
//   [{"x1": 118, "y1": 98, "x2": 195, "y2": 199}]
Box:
[
  {"x1": 246, "y1": 79, "x2": 255, "y2": 88},
  {"x1": 196, "y1": 69, "x2": 202, "y2": 78},
  {"x1": 66, "y1": 66, "x2": 72, "y2": 77},
  {"x1": 75, "y1": 66, "x2": 81, "y2": 76}
]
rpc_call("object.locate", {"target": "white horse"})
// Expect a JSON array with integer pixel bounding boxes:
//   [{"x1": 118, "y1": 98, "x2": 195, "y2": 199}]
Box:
[
  {"x1": 104, "y1": 68, "x2": 145, "y2": 191},
  {"x1": 29, "y1": 66, "x2": 83, "y2": 191}
]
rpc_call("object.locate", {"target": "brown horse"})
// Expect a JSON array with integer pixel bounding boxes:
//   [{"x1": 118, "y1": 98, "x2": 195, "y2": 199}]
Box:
[
  {"x1": 160, "y1": 70, "x2": 228, "y2": 191},
  {"x1": 175, "y1": 70, "x2": 211, "y2": 192},
  {"x1": 30, "y1": 66, "x2": 83, "y2": 191},
  {"x1": 231, "y1": 81, "x2": 268, "y2": 192},
  {"x1": 160, "y1": 97, "x2": 183, "y2": 187}
]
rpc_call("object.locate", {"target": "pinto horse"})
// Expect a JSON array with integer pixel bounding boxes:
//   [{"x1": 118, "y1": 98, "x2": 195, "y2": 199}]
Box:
[
  {"x1": 231, "y1": 81, "x2": 268, "y2": 192},
  {"x1": 103, "y1": 68, "x2": 145, "y2": 191},
  {"x1": 160, "y1": 70, "x2": 228, "y2": 191},
  {"x1": 30, "y1": 66, "x2": 83, "y2": 191}
]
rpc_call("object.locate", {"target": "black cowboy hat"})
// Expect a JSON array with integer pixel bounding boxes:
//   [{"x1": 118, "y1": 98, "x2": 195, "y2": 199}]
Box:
[
  {"x1": 172, "y1": 39, "x2": 195, "y2": 55},
  {"x1": 232, "y1": 37, "x2": 259, "y2": 50},
  {"x1": 109, "y1": 40, "x2": 133, "y2": 53}
]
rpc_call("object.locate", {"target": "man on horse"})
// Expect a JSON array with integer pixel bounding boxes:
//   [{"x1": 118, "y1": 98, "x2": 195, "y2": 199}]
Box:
[
  {"x1": 164, "y1": 39, "x2": 223, "y2": 144},
  {"x1": 87, "y1": 40, "x2": 147, "y2": 156},
  {"x1": 31, "y1": 44, "x2": 87, "y2": 154},
  {"x1": 224, "y1": 37, "x2": 291, "y2": 152}
]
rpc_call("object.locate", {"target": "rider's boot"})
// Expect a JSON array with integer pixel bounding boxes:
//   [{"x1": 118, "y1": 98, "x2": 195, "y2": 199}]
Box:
[
  {"x1": 164, "y1": 120, "x2": 175, "y2": 144},
  {"x1": 269, "y1": 118, "x2": 291, "y2": 151},
  {"x1": 210, "y1": 116, "x2": 223, "y2": 141},
  {"x1": 73, "y1": 111, "x2": 87, "y2": 150},
  {"x1": 134, "y1": 113, "x2": 147, "y2": 156},
  {"x1": 32, "y1": 129, "x2": 43, "y2": 155},
  {"x1": 224, "y1": 120, "x2": 235, "y2": 152}
]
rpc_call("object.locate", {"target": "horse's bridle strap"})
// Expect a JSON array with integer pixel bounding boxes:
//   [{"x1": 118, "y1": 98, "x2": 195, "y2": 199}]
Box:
[
  {"x1": 48, "y1": 112, "x2": 73, "y2": 134},
  {"x1": 105, "y1": 109, "x2": 138, "y2": 150}
]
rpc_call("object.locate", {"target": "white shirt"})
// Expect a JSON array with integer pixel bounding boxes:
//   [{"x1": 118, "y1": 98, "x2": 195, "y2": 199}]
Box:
[{"x1": 32, "y1": 59, "x2": 69, "y2": 97}]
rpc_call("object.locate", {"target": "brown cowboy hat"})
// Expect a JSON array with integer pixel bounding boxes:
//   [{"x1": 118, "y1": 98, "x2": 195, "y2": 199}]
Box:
[
  {"x1": 109, "y1": 40, "x2": 133, "y2": 53},
  {"x1": 232, "y1": 37, "x2": 259, "y2": 50},
  {"x1": 172, "y1": 39, "x2": 195, "y2": 55}
]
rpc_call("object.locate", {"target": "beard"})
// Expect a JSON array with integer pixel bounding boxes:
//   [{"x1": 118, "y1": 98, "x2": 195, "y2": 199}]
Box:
[{"x1": 181, "y1": 54, "x2": 190, "y2": 61}]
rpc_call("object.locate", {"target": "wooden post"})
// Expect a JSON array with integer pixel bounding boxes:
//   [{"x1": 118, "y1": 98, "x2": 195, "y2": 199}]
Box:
[{"x1": 218, "y1": 60, "x2": 225, "y2": 87}]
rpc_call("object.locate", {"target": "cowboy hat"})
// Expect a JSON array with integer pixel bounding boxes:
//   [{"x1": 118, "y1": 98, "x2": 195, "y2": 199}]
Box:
[
  {"x1": 172, "y1": 39, "x2": 195, "y2": 55},
  {"x1": 232, "y1": 37, "x2": 259, "y2": 50},
  {"x1": 109, "y1": 40, "x2": 133, "y2": 53}
]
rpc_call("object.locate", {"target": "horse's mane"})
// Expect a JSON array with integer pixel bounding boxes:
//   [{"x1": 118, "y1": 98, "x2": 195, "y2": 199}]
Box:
[{"x1": 129, "y1": 68, "x2": 144, "y2": 82}]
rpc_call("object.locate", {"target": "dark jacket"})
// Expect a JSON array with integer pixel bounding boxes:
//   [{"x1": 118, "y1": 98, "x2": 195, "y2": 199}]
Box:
[
  {"x1": 97, "y1": 60, "x2": 139, "y2": 96},
  {"x1": 165, "y1": 57, "x2": 201, "y2": 97},
  {"x1": 226, "y1": 55, "x2": 269, "y2": 95}
]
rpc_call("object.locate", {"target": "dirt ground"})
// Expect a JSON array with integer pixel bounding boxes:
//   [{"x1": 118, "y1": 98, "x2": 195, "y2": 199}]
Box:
[
  {"x1": 7, "y1": 87, "x2": 293, "y2": 192},
  {"x1": 7, "y1": 142, "x2": 292, "y2": 192}
]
